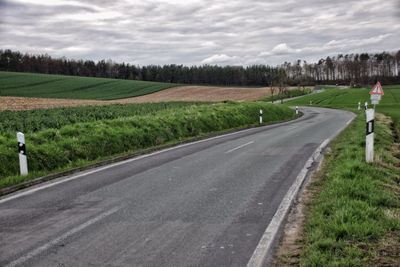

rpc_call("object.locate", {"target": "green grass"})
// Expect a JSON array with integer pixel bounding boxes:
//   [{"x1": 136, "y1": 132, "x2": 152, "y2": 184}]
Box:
[
  {"x1": 0, "y1": 71, "x2": 178, "y2": 100},
  {"x1": 0, "y1": 102, "x2": 202, "y2": 134},
  {"x1": 0, "y1": 102, "x2": 297, "y2": 188},
  {"x1": 300, "y1": 115, "x2": 400, "y2": 266},
  {"x1": 282, "y1": 85, "x2": 400, "y2": 266},
  {"x1": 285, "y1": 85, "x2": 400, "y2": 126}
]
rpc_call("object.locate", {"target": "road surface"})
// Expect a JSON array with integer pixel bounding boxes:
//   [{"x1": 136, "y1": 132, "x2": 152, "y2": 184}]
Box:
[{"x1": 0, "y1": 107, "x2": 354, "y2": 267}]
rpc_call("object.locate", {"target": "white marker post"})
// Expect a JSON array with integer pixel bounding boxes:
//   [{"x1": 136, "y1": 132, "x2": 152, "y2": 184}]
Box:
[
  {"x1": 365, "y1": 109, "x2": 374, "y2": 163},
  {"x1": 295, "y1": 106, "x2": 299, "y2": 115},
  {"x1": 259, "y1": 109, "x2": 263, "y2": 124},
  {"x1": 364, "y1": 101, "x2": 368, "y2": 110},
  {"x1": 17, "y1": 132, "x2": 28, "y2": 175},
  {"x1": 365, "y1": 82, "x2": 384, "y2": 163},
  {"x1": 358, "y1": 102, "x2": 361, "y2": 110}
]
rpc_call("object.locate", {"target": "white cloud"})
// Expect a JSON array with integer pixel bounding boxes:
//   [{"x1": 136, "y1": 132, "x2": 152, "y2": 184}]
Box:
[
  {"x1": 260, "y1": 43, "x2": 301, "y2": 56},
  {"x1": 258, "y1": 34, "x2": 395, "y2": 61},
  {"x1": 201, "y1": 54, "x2": 241, "y2": 65},
  {"x1": 8, "y1": 0, "x2": 95, "y2": 8},
  {"x1": 63, "y1": 46, "x2": 91, "y2": 52},
  {"x1": 323, "y1": 34, "x2": 393, "y2": 50}
]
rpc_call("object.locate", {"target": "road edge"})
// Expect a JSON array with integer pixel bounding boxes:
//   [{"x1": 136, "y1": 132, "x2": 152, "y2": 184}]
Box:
[{"x1": 247, "y1": 112, "x2": 355, "y2": 267}]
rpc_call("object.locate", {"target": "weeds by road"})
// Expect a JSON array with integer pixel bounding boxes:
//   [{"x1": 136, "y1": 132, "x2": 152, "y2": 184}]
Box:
[
  {"x1": 302, "y1": 114, "x2": 399, "y2": 266},
  {"x1": 0, "y1": 102, "x2": 296, "y2": 188},
  {"x1": 276, "y1": 85, "x2": 400, "y2": 266}
]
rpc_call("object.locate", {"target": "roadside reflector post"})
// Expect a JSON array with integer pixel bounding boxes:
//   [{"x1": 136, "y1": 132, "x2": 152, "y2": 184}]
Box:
[
  {"x1": 309, "y1": 100, "x2": 312, "y2": 106},
  {"x1": 364, "y1": 101, "x2": 368, "y2": 110},
  {"x1": 365, "y1": 109, "x2": 374, "y2": 163},
  {"x1": 365, "y1": 82, "x2": 383, "y2": 163},
  {"x1": 295, "y1": 106, "x2": 299, "y2": 115},
  {"x1": 17, "y1": 132, "x2": 28, "y2": 176},
  {"x1": 259, "y1": 109, "x2": 263, "y2": 124},
  {"x1": 358, "y1": 102, "x2": 361, "y2": 110}
]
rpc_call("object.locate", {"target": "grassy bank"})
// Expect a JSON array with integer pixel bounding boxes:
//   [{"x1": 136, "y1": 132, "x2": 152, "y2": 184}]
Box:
[
  {"x1": 0, "y1": 102, "x2": 296, "y2": 188},
  {"x1": 280, "y1": 85, "x2": 400, "y2": 265},
  {"x1": 0, "y1": 102, "x2": 202, "y2": 133},
  {"x1": 300, "y1": 113, "x2": 400, "y2": 266},
  {"x1": 0, "y1": 71, "x2": 177, "y2": 99}
]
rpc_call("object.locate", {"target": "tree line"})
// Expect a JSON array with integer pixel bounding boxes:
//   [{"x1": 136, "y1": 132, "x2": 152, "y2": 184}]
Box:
[
  {"x1": 283, "y1": 52, "x2": 400, "y2": 86},
  {"x1": 0, "y1": 49, "x2": 399, "y2": 86}
]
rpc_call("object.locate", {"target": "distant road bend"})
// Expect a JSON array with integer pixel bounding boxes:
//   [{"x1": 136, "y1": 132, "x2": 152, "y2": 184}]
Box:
[{"x1": 0, "y1": 107, "x2": 354, "y2": 267}]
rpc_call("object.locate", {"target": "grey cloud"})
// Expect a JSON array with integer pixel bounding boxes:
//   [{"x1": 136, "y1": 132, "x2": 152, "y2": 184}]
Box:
[{"x1": 1, "y1": 0, "x2": 399, "y2": 66}]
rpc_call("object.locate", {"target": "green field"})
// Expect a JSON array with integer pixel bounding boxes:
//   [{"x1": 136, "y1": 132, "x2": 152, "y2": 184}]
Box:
[
  {"x1": 285, "y1": 85, "x2": 400, "y2": 125},
  {"x1": 0, "y1": 71, "x2": 178, "y2": 100},
  {"x1": 279, "y1": 85, "x2": 400, "y2": 266}
]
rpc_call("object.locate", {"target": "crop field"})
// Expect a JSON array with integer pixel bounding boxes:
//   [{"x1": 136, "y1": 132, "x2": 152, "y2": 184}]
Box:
[
  {"x1": 286, "y1": 85, "x2": 400, "y2": 126},
  {"x1": 0, "y1": 85, "x2": 275, "y2": 111},
  {"x1": 0, "y1": 71, "x2": 177, "y2": 100},
  {"x1": 0, "y1": 72, "x2": 276, "y2": 110}
]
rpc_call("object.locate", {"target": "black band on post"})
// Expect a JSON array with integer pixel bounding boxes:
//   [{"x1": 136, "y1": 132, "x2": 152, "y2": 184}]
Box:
[
  {"x1": 366, "y1": 119, "x2": 374, "y2": 135},
  {"x1": 18, "y1": 142, "x2": 26, "y2": 155}
]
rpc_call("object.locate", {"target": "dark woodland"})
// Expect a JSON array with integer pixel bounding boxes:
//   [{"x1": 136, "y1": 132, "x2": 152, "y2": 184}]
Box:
[{"x1": 1, "y1": 49, "x2": 399, "y2": 86}]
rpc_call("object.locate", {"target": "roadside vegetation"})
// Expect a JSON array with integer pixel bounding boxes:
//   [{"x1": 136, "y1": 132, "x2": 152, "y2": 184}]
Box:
[
  {"x1": 0, "y1": 102, "x2": 201, "y2": 133},
  {"x1": 0, "y1": 102, "x2": 297, "y2": 188},
  {"x1": 279, "y1": 85, "x2": 400, "y2": 266},
  {"x1": 0, "y1": 71, "x2": 177, "y2": 100}
]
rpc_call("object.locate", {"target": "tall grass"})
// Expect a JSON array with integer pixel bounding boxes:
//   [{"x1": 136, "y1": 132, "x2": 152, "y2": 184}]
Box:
[
  {"x1": 300, "y1": 112, "x2": 400, "y2": 266},
  {"x1": 279, "y1": 85, "x2": 400, "y2": 265},
  {"x1": 0, "y1": 102, "x2": 202, "y2": 134},
  {"x1": 0, "y1": 102, "x2": 296, "y2": 186}
]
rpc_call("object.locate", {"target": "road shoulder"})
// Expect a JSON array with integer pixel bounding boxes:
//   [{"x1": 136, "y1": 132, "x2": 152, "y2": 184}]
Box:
[{"x1": 272, "y1": 113, "x2": 400, "y2": 266}]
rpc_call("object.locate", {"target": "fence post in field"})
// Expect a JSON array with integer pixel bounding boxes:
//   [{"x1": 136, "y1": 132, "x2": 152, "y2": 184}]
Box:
[
  {"x1": 17, "y1": 132, "x2": 28, "y2": 176},
  {"x1": 259, "y1": 109, "x2": 263, "y2": 124},
  {"x1": 365, "y1": 109, "x2": 374, "y2": 163}
]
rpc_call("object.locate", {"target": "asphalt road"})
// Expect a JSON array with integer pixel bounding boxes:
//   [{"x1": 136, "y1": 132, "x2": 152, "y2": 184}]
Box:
[{"x1": 0, "y1": 107, "x2": 354, "y2": 267}]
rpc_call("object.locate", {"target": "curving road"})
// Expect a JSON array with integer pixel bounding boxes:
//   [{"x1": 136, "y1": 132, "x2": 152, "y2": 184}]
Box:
[{"x1": 0, "y1": 107, "x2": 354, "y2": 267}]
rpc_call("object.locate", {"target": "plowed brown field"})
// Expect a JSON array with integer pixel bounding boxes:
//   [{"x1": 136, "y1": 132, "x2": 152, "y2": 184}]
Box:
[{"x1": 0, "y1": 85, "x2": 274, "y2": 111}]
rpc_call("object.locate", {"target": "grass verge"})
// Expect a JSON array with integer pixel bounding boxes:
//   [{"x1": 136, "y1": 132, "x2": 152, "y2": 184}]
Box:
[
  {"x1": 276, "y1": 85, "x2": 400, "y2": 266},
  {"x1": 299, "y1": 113, "x2": 400, "y2": 266},
  {"x1": 0, "y1": 102, "x2": 203, "y2": 133},
  {"x1": 0, "y1": 102, "x2": 297, "y2": 189}
]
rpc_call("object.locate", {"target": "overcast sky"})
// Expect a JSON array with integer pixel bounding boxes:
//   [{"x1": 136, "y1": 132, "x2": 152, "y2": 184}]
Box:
[{"x1": 1, "y1": 0, "x2": 399, "y2": 66}]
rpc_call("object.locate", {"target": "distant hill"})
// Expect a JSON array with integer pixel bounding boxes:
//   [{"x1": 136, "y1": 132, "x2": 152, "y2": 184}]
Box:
[{"x1": 0, "y1": 71, "x2": 178, "y2": 100}]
